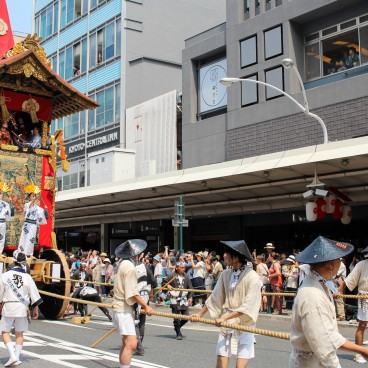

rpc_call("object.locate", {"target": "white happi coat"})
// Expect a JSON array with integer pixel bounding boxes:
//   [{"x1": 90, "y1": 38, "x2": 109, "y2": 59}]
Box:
[
  {"x1": 0, "y1": 200, "x2": 12, "y2": 253},
  {"x1": 290, "y1": 274, "x2": 346, "y2": 367},
  {"x1": 0, "y1": 267, "x2": 42, "y2": 317},
  {"x1": 206, "y1": 268, "x2": 261, "y2": 328},
  {"x1": 18, "y1": 202, "x2": 47, "y2": 256}
]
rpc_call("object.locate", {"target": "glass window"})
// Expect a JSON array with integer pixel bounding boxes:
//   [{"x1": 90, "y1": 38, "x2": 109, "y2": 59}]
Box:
[
  {"x1": 89, "y1": 32, "x2": 96, "y2": 67},
  {"x1": 241, "y1": 74, "x2": 258, "y2": 106},
  {"x1": 35, "y1": 16, "x2": 40, "y2": 37},
  {"x1": 79, "y1": 161, "x2": 85, "y2": 187},
  {"x1": 245, "y1": 0, "x2": 250, "y2": 13},
  {"x1": 90, "y1": 0, "x2": 97, "y2": 9},
  {"x1": 70, "y1": 173, "x2": 78, "y2": 189},
  {"x1": 67, "y1": 0, "x2": 74, "y2": 24},
  {"x1": 97, "y1": 29, "x2": 103, "y2": 64},
  {"x1": 40, "y1": 11, "x2": 46, "y2": 39},
  {"x1": 115, "y1": 84, "x2": 120, "y2": 122},
  {"x1": 105, "y1": 87, "x2": 114, "y2": 124},
  {"x1": 88, "y1": 93, "x2": 95, "y2": 131},
  {"x1": 73, "y1": 43, "x2": 81, "y2": 76},
  {"x1": 61, "y1": 0, "x2": 66, "y2": 28},
  {"x1": 96, "y1": 90, "x2": 105, "y2": 128},
  {"x1": 62, "y1": 174, "x2": 70, "y2": 191},
  {"x1": 54, "y1": 2, "x2": 59, "y2": 33},
  {"x1": 360, "y1": 25, "x2": 368, "y2": 65},
  {"x1": 51, "y1": 54, "x2": 57, "y2": 72},
  {"x1": 81, "y1": 38, "x2": 87, "y2": 73},
  {"x1": 116, "y1": 18, "x2": 121, "y2": 56},
  {"x1": 80, "y1": 110, "x2": 86, "y2": 134},
  {"x1": 264, "y1": 25, "x2": 283, "y2": 60},
  {"x1": 75, "y1": 0, "x2": 82, "y2": 18},
  {"x1": 59, "y1": 51, "x2": 65, "y2": 78},
  {"x1": 265, "y1": 66, "x2": 284, "y2": 100},
  {"x1": 240, "y1": 35, "x2": 257, "y2": 68},
  {"x1": 105, "y1": 23, "x2": 115, "y2": 60},
  {"x1": 82, "y1": 0, "x2": 88, "y2": 14},
  {"x1": 305, "y1": 43, "x2": 321, "y2": 81},
  {"x1": 321, "y1": 29, "x2": 359, "y2": 76},
  {"x1": 46, "y1": 6, "x2": 53, "y2": 37},
  {"x1": 65, "y1": 46, "x2": 73, "y2": 80}
]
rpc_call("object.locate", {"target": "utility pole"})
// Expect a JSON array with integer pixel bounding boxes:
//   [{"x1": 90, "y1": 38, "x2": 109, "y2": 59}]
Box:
[{"x1": 172, "y1": 196, "x2": 188, "y2": 255}]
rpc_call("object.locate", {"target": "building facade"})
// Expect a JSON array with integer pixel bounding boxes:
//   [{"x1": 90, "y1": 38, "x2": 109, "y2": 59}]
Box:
[
  {"x1": 53, "y1": 0, "x2": 368, "y2": 255},
  {"x1": 34, "y1": 0, "x2": 226, "y2": 190},
  {"x1": 182, "y1": 0, "x2": 368, "y2": 167}
]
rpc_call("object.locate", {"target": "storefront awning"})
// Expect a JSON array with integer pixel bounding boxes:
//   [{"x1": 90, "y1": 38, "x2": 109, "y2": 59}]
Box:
[{"x1": 56, "y1": 136, "x2": 368, "y2": 226}]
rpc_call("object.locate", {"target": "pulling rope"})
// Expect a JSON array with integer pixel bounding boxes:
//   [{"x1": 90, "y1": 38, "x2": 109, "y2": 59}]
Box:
[
  {"x1": 160, "y1": 287, "x2": 368, "y2": 299},
  {"x1": 43, "y1": 275, "x2": 112, "y2": 287},
  {"x1": 38, "y1": 289, "x2": 290, "y2": 341}
]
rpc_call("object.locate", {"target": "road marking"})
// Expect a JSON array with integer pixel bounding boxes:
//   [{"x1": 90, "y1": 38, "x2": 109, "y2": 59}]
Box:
[
  {"x1": 41, "y1": 320, "x2": 94, "y2": 330},
  {"x1": 18, "y1": 331, "x2": 171, "y2": 368}
]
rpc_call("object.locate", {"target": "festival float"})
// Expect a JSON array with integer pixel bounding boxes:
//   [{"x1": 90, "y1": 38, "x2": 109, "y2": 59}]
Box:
[{"x1": 0, "y1": 4, "x2": 98, "y2": 319}]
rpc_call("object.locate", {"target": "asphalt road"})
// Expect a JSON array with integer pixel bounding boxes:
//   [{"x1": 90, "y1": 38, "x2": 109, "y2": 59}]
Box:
[{"x1": 0, "y1": 308, "x2": 362, "y2": 368}]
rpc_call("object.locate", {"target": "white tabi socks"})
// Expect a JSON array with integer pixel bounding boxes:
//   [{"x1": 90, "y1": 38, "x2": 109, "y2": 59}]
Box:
[
  {"x1": 4, "y1": 342, "x2": 21, "y2": 366},
  {"x1": 120, "y1": 365, "x2": 130, "y2": 368},
  {"x1": 15, "y1": 344, "x2": 23, "y2": 361}
]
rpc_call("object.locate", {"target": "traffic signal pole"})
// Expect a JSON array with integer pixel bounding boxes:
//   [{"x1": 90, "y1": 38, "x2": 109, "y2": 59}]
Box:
[{"x1": 179, "y1": 196, "x2": 183, "y2": 255}]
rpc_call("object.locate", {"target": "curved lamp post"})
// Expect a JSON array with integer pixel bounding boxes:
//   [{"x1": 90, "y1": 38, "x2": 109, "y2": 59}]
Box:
[{"x1": 220, "y1": 59, "x2": 328, "y2": 144}]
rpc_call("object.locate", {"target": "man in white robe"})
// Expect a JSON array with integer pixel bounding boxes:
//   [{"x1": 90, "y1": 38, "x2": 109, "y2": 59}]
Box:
[
  {"x1": 291, "y1": 236, "x2": 368, "y2": 367},
  {"x1": 0, "y1": 183, "x2": 13, "y2": 254},
  {"x1": 18, "y1": 191, "x2": 47, "y2": 256},
  {"x1": 0, "y1": 252, "x2": 42, "y2": 366},
  {"x1": 191, "y1": 240, "x2": 261, "y2": 368},
  {"x1": 336, "y1": 245, "x2": 368, "y2": 363}
]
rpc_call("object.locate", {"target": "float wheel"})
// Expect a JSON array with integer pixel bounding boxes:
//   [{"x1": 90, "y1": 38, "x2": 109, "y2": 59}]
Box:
[{"x1": 37, "y1": 249, "x2": 71, "y2": 320}]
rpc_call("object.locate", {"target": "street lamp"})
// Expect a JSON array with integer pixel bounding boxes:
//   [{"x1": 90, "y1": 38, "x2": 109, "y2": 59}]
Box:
[{"x1": 220, "y1": 61, "x2": 328, "y2": 144}]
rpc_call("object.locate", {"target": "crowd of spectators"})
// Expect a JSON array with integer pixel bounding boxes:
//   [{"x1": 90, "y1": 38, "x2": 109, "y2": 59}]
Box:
[{"x1": 61, "y1": 242, "x2": 364, "y2": 319}]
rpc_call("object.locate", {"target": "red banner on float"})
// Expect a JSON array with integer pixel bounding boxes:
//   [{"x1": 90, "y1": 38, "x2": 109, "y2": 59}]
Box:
[
  {"x1": 38, "y1": 157, "x2": 55, "y2": 249},
  {"x1": 0, "y1": 0, "x2": 14, "y2": 59}
]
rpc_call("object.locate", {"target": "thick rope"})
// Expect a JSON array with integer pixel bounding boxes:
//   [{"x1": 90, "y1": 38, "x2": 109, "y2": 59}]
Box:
[
  {"x1": 141, "y1": 310, "x2": 290, "y2": 340},
  {"x1": 38, "y1": 290, "x2": 290, "y2": 340},
  {"x1": 43, "y1": 275, "x2": 112, "y2": 287},
  {"x1": 161, "y1": 287, "x2": 368, "y2": 299}
]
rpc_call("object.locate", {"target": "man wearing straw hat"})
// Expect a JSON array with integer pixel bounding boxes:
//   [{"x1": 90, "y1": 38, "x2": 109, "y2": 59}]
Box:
[
  {"x1": 112, "y1": 239, "x2": 152, "y2": 368},
  {"x1": 290, "y1": 236, "x2": 368, "y2": 367},
  {"x1": 335, "y1": 245, "x2": 368, "y2": 364},
  {"x1": 0, "y1": 182, "x2": 13, "y2": 254},
  {"x1": 191, "y1": 240, "x2": 261, "y2": 368}
]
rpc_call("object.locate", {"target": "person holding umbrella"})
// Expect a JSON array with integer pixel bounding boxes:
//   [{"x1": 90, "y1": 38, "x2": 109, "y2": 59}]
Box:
[{"x1": 290, "y1": 236, "x2": 368, "y2": 367}]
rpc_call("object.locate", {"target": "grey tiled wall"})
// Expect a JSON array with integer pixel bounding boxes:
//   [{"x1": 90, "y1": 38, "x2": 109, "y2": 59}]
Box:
[{"x1": 227, "y1": 96, "x2": 368, "y2": 160}]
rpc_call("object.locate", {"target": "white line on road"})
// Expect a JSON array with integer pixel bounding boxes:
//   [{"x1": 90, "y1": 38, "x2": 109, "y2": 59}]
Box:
[{"x1": 20, "y1": 331, "x2": 171, "y2": 368}]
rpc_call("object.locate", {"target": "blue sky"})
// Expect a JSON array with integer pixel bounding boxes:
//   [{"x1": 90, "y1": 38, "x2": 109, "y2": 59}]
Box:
[{"x1": 7, "y1": 0, "x2": 33, "y2": 35}]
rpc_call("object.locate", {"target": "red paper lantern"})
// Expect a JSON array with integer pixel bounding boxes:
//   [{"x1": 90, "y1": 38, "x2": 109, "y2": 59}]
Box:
[
  {"x1": 341, "y1": 205, "x2": 352, "y2": 225},
  {"x1": 325, "y1": 194, "x2": 336, "y2": 214},
  {"x1": 316, "y1": 198, "x2": 326, "y2": 219},
  {"x1": 333, "y1": 200, "x2": 343, "y2": 220},
  {"x1": 306, "y1": 201, "x2": 317, "y2": 222}
]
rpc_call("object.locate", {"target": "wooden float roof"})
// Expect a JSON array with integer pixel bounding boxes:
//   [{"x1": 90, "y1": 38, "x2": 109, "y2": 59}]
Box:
[{"x1": 0, "y1": 47, "x2": 98, "y2": 120}]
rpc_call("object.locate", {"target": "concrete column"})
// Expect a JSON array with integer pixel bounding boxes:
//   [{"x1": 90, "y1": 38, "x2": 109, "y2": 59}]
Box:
[
  {"x1": 249, "y1": 0, "x2": 256, "y2": 18},
  {"x1": 260, "y1": 0, "x2": 266, "y2": 13}
]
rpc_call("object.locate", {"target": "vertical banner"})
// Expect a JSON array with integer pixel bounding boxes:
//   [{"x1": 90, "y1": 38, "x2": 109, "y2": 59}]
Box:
[
  {"x1": 0, "y1": 0, "x2": 14, "y2": 58},
  {"x1": 38, "y1": 156, "x2": 55, "y2": 249}
]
